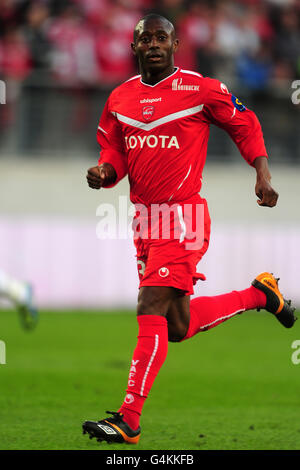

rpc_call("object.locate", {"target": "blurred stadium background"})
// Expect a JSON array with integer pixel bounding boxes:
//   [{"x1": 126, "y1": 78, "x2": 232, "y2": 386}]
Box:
[
  {"x1": 1, "y1": 0, "x2": 300, "y2": 453},
  {"x1": 0, "y1": 0, "x2": 299, "y2": 310}
]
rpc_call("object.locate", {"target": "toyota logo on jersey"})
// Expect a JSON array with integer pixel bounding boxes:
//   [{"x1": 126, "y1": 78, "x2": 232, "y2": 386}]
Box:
[{"x1": 142, "y1": 106, "x2": 155, "y2": 121}]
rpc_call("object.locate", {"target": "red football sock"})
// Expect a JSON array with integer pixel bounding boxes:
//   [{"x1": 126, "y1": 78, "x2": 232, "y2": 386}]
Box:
[
  {"x1": 119, "y1": 314, "x2": 168, "y2": 430},
  {"x1": 182, "y1": 286, "x2": 266, "y2": 340}
]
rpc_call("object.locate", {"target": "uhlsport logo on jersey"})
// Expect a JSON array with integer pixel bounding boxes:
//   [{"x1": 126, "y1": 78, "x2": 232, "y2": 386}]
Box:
[
  {"x1": 172, "y1": 78, "x2": 199, "y2": 91},
  {"x1": 140, "y1": 97, "x2": 162, "y2": 104},
  {"x1": 142, "y1": 105, "x2": 155, "y2": 121}
]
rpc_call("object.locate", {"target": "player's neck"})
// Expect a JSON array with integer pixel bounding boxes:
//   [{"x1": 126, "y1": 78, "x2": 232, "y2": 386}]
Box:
[{"x1": 140, "y1": 66, "x2": 176, "y2": 86}]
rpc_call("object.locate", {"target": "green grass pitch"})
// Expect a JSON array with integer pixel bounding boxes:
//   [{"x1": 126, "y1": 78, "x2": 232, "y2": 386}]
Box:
[{"x1": 0, "y1": 309, "x2": 299, "y2": 450}]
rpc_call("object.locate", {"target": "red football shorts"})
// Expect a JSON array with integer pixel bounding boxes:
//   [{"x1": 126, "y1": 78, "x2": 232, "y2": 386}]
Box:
[{"x1": 133, "y1": 194, "x2": 211, "y2": 295}]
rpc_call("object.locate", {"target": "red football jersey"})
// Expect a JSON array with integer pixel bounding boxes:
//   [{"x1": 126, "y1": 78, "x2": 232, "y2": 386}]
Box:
[{"x1": 97, "y1": 67, "x2": 268, "y2": 205}]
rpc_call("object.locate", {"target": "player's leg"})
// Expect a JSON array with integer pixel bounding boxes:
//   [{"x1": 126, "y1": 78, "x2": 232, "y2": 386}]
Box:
[
  {"x1": 166, "y1": 273, "x2": 297, "y2": 343},
  {"x1": 166, "y1": 294, "x2": 190, "y2": 342},
  {"x1": 0, "y1": 269, "x2": 38, "y2": 330},
  {"x1": 165, "y1": 197, "x2": 296, "y2": 341},
  {"x1": 166, "y1": 284, "x2": 265, "y2": 342},
  {"x1": 0, "y1": 269, "x2": 29, "y2": 303},
  {"x1": 117, "y1": 286, "x2": 178, "y2": 425},
  {"x1": 83, "y1": 285, "x2": 177, "y2": 444}
]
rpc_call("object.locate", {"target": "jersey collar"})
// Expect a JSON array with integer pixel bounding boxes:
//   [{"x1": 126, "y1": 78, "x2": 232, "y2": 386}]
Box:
[{"x1": 140, "y1": 67, "x2": 179, "y2": 88}]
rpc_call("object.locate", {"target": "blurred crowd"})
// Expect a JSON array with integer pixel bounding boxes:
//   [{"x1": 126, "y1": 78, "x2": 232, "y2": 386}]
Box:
[
  {"x1": 0, "y1": 0, "x2": 299, "y2": 90},
  {"x1": 0, "y1": 0, "x2": 299, "y2": 157}
]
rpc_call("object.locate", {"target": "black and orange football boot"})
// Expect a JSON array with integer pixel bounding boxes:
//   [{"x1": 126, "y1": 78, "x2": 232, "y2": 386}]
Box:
[
  {"x1": 252, "y1": 272, "x2": 297, "y2": 328},
  {"x1": 82, "y1": 411, "x2": 141, "y2": 444}
]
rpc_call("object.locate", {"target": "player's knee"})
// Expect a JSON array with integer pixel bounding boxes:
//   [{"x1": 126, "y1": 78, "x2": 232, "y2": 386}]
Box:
[
  {"x1": 137, "y1": 297, "x2": 166, "y2": 317},
  {"x1": 136, "y1": 287, "x2": 173, "y2": 317},
  {"x1": 168, "y1": 333, "x2": 183, "y2": 342},
  {"x1": 168, "y1": 323, "x2": 188, "y2": 342}
]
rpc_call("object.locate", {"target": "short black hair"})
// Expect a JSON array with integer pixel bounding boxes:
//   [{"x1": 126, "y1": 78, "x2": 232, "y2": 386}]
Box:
[{"x1": 133, "y1": 14, "x2": 175, "y2": 43}]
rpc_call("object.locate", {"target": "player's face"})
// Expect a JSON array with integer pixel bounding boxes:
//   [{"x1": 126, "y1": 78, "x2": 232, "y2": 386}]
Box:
[{"x1": 131, "y1": 19, "x2": 178, "y2": 75}]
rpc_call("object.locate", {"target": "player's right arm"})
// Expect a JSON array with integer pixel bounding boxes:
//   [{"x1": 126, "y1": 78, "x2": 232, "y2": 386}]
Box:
[
  {"x1": 203, "y1": 78, "x2": 278, "y2": 207},
  {"x1": 86, "y1": 163, "x2": 117, "y2": 189},
  {"x1": 86, "y1": 97, "x2": 128, "y2": 190}
]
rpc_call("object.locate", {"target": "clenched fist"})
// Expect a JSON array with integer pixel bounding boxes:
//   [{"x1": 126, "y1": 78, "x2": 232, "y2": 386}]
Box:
[
  {"x1": 86, "y1": 163, "x2": 117, "y2": 189},
  {"x1": 254, "y1": 156, "x2": 279, "y2": 208},
  {"x1": 255, "y1": 178, "x2": 279, "y2": 207}
]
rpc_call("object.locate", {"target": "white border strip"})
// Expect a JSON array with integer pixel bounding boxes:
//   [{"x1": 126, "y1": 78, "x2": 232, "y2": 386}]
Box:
[
  {"x1": 199, "y1": 308, "x2": 245, "y2": 330},
  {"x1": 177, "y1": 206, "x2": 187, "y2": 243},
  {"x1": 125, "y1": 74, "x2": 141, "y2": 83},
  {"x1": 140, "y1": 334, "x2": 159, "y2": 396},
  {"x1": 112, "y1": 105, "x2": 203, "y2": 132},
  {"x1": 181, "y1": 69, "x2": 203, "y2": 77},
  {"x1": 98, "y1": 125, "x2": 108, "y2": 134},
  {"x1": 168, "y1": 165, "x2": 192, "y2": 202},
  {"x1": 177, "y1": 164, "x2": 192, "y2": 191}
]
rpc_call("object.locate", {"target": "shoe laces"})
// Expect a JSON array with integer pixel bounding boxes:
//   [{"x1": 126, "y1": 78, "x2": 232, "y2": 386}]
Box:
[{"x1": 104, "y1": 411, "x2": 124, "y2": 423}]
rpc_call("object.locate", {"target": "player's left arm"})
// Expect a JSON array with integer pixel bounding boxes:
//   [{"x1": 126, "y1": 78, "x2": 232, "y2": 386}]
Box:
[
  {"x1": 253, "y1": 155, "x2": 278, "y2": 207},
  {"x1": 203, "y1": 78, "x2": 278, "y2": 207}
]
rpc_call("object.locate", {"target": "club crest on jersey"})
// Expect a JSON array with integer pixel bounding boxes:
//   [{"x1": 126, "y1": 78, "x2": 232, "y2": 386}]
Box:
[
  {"x1": 231, "y1": 95, "x2": 246, "y2": 112},
  {"x1": 142, "y1": 105, "x2": 155, "y2": 121}
]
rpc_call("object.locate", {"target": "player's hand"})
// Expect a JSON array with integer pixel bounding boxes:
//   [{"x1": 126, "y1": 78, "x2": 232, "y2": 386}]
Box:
[
  {"x1": 86, "y1": 165, "x2": 105, "y2": 189},
  {"x1": 86, "y1": 163, "x2": 117, "y2": 189},
  {"x1": 255, "y1": 178, "x2": 279, "y2": 207}
]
